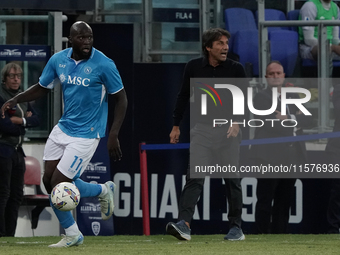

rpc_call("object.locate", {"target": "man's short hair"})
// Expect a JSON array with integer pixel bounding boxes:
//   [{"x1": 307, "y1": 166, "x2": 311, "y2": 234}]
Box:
[
  {"x1": 266, "y1": 60, "x2": 284, "y2": 74},
  {"x1": 202, "y1": 28, "x2": 231, "y2": 57},
  {"x1": 1, "y1": 62, "x2": 22, "y2": 83},
  {"x1": 266, "y1": 60, "x2": 283, "y2": 68}
]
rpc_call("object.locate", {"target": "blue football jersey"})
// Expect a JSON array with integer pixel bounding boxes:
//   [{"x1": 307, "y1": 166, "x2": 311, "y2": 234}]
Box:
[{"x1": 39, "y1": 47, "x2": 124, "y2": 138}]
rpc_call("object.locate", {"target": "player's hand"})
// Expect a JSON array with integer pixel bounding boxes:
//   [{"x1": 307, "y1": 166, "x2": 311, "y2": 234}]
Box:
[
  {"x1": 1, "y1": 98, "x2": 17, "y2": 118},
  {"x1": 107, "y1": 134, "x2": 122, "y2": 161},
  {"x1": 170, "y1": 126, "x2": 180, "y2": 144},
  {"x1": 227, "y1": 123, "x2": 239, "y2": 138}
]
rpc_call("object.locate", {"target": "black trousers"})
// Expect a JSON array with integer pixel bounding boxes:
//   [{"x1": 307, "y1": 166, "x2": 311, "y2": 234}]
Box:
[
  {"x1": 178, "y1": 124, "x2": 243, "y2": 228},
  {"x1": 254, "y1": 144, "x2": 301, "y2": 234},
  {"x1": 255, "y1": 177, "x2": 296, "y2": 234},
  {"x1": 327, "y1": 179, "x2": 340, "y2": 233},
  {"x1": 326, "y1": 152, "x2": 340, "y2": 233},
  {"x1": 0, "y1": 149, "x2": 25, "y2": 237}
]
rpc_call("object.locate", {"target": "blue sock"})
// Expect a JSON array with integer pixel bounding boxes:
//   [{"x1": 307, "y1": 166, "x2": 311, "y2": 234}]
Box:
[
  {"x1": 49, "y1": 195, "x2": 75, "y2": 229},
  {"x1": 73, "y1": 178, "x2": 102, "y2": 198}
]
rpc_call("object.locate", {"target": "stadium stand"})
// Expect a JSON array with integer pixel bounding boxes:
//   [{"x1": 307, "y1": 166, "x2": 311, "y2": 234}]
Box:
[
  {"x1": 287, "y1": 9, "x2": 300, "y2": 32},
  {"x1": 224, "y1": 7, "x2": 257, "y2": 52},
  {"x1": 233, "y1": 29, "x2": 259, "y2": 76},
  {"x1": 225, "y1": 8, "x2": 259, "y2": 76},
  {"x1": 225, "y1": 7, "x2": 299, "y2": 77},
  {"x1": 269, "y1": 29, "x2": 299, "y2": 77},
  {"x1": 286, "y1": 8, "x2": 340, "y2": 76}
]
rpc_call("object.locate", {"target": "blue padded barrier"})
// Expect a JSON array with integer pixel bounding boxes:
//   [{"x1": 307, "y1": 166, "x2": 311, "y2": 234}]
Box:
[{"x1": 140, "y1": 131, "x2": 340, "y2": 151}]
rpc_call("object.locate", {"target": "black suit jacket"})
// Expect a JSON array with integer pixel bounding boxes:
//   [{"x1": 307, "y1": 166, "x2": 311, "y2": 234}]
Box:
[{"x1": 250, "y1": 87, "x2": 313, "y2": 165}]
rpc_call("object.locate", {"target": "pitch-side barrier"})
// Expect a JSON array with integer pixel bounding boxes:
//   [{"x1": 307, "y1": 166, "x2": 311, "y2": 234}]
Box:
[{"x1": 139, "y1": 131, "x2": 340, "y2": 235}]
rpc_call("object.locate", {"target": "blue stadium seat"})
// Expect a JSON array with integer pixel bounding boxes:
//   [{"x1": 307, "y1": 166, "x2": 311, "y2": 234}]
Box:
[
  {"x1": 233, "y1": 29, "x2": 259, "y2": 76},
  {"x1": 255, "y1": 9, "x2": 290, "y2": 32},
  {"x1": 269, "y1": 30, "x2": 299, "y2": 76},
  {"x1": 225, "y1": 8, "x2": 257, "y2": 52},
  {"x1": 287, "y1": 9, "x2": 300, "y2": 32}
]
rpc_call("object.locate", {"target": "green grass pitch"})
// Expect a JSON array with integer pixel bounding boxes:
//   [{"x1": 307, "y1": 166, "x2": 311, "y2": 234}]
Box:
[{"x1": 1, "y1": 234, "x2": 340, "y2": 255}]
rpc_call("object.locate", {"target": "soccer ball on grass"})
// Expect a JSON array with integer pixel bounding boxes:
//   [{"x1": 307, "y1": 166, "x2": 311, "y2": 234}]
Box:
[{"x1": 51, "y1": 182, "x2": 80, "y2": 211}]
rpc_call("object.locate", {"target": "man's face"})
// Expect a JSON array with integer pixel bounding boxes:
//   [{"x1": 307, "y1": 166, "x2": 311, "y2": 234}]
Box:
[
  {"x1": 206, "y1": 35, "x2": 229, "y2": 64},
  {"x1": 69, "y1": 24, "x2": 93, "y2": 59},
  {"x1": 265, "y1": 63, "x2": 285, "y2": 89},
  {"x1": 5, "y1": 68, "x2": 21, "y2": 91}
]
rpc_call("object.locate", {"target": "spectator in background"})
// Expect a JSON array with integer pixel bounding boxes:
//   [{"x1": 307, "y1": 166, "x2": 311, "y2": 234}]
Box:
[
  {"x1": 0, "y1": 63, "x2": 40, "y2": 237},
  {"x1": 299, "y1": 0, "x2": 340, "y2": 61},
  {"x1": 326, "y1": 84, "x2": 340, "y2": 234},
  {"x1": 250, "y1": 61, "x2": 312, "y2": 234}
]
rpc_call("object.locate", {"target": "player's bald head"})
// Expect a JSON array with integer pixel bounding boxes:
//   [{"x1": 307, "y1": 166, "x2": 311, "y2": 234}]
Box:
[{"x1": 70, "y1": 21, "x2": 92, "y2": 36}]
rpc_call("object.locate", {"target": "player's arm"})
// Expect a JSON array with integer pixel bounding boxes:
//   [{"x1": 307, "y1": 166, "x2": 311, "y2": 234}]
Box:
[
  {"x1": 300, "y1": 2, "x2": 318, "y2": 47},
  {"x1": 332, "y1": 7, "x2": 340, "y2": 48},
  {"x1": 107, "y1": 88, "x2": 128, "y2": 161},
  {"x1": 1, "y1": 83, "x2": 50, "y2": 118}
]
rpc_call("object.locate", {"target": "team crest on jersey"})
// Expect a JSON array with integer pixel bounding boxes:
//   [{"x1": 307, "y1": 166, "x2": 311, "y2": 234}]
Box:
[
  {"x1": 84, "y1": 66, "x2": 92, "y2": 74},
  {"x1": 59, "y1": 73, "x2": 66, "y2": 83}
]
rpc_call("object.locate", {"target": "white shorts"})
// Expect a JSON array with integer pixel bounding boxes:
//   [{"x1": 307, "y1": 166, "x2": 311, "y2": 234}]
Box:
[
  {"x1": 43, "y1": 125, "x2": 100, "y2": 180},
  {"x1": 300, "y1": 43, "x2": 340, "y2": 61}
]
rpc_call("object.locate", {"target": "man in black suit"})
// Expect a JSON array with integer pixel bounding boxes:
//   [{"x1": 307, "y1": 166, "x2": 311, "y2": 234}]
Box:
[
  {"x1": 326, "y1": 84, "x2": 340, "y2": 234},
  {"x1": 250, "y1": 60, "x2": 312, "y2": 234},
  {"x1": 166, "y1": 28, "x2": 246, "y2": 241}
]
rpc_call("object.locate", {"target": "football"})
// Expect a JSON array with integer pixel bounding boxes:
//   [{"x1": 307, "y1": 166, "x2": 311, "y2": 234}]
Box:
[{"x1": 51, "y1": 182, "x2": 80, "y2": 211}]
